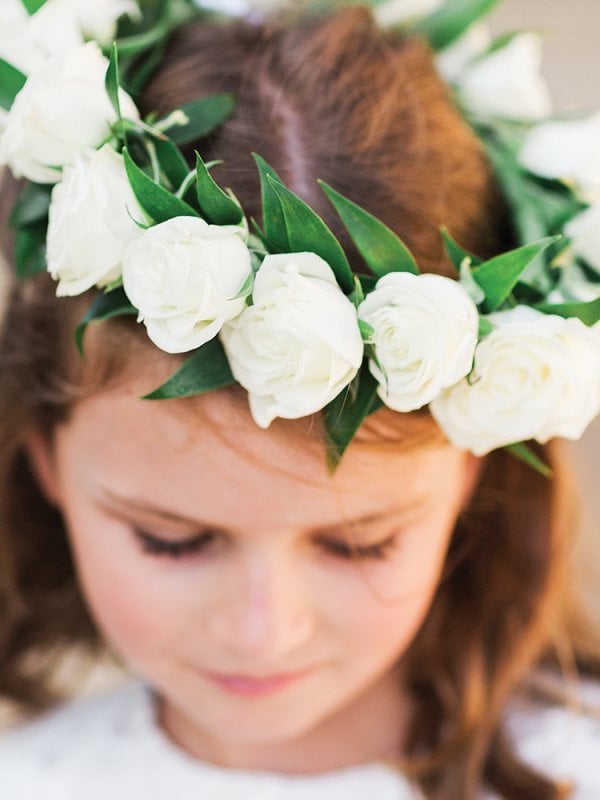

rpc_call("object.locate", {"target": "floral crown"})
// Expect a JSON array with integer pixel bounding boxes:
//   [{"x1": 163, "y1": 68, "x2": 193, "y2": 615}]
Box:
[{"x1": 1, "y1": 0, "x2": 599, "y2": 473}]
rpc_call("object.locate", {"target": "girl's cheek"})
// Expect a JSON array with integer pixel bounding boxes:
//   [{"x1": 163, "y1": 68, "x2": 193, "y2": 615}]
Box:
[{"x1": 66, "y1": 517, "x2": 184, "y2": 657}]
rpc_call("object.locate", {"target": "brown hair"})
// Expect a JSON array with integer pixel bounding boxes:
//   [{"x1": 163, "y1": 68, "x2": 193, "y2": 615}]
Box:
[{"x1": 0, "y1": 7, "x2": 596, "y2": 799}]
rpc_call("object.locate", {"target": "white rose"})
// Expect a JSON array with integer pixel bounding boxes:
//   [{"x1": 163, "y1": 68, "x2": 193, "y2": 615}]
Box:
[
  {"x1": 519, "y1": 112, "x2": 600, "y2": 202},
  {"x1": 221, "y1": 252, "x2": 364, "y2": 428},
  {"x1": 457, "y1": 33, "x2": 552, "y2": 121},
  {"x1": 358, "y1": 272, "x2": 479, "y2": 412},
  {"x1": 564, "y1": 203, "x2": 600, "y2": 272},
  {"x1": 0, "y1": 0, "x2": 82, "y2": 75},
  {"x1": 0, "y1": 42, "x2": 139, "y2": 184},
  {"x1": 60, "y1": 0, "x2": 141, "y2": 44},
  {"x1": 373, "y1": 0, "x2": 445, "y2": 27},
  {"x1": 122, "y1": 216, "x2": 252, "y2": 354},
  {"x1": 548, "y1": 261, "x2": 600, "y2": 305},
  {"x1": 431, "y1": 307, "x2": 600, "y2": 455},
  {"x1": 47, "y1": 145, "x2": 144, "y2": 297},
  {"x1": 436, "y1": 23, "x2": 491, "y2": 83},
  {"x1": 199, "y1": 0, "x2": 282, "y2": 16}
]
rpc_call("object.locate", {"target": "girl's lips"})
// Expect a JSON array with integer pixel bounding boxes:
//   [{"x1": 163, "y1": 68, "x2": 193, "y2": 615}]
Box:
[{"x1": 203, "y1": 668, "x2": 315, "y2": 697}]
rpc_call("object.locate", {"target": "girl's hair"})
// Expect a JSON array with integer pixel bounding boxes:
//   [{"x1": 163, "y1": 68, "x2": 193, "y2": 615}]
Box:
[{"x1": 0, "y1": 7, "x2": 597, "y2": 799}]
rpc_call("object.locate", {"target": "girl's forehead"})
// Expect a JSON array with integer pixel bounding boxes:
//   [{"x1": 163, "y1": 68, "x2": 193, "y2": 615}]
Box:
[{"x1": 56, "y1": 384, "x2": 469, "y2": 532}]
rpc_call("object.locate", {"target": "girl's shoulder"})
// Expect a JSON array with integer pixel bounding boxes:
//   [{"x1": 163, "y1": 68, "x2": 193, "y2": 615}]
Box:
[{"x1": 502, "y1": 676, "x2": 600, "y2": 798}]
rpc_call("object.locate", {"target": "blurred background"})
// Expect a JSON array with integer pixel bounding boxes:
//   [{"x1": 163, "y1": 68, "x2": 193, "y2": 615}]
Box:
[
  {"x1": 0, "y1": 0, "x2": 599, "y2": 715},
  {"x1": 491, "y1": 0, "x2": 600, "y2": 112},
  {"x1": 490, "y1": 0, "x2": 600, "y2": 622}
]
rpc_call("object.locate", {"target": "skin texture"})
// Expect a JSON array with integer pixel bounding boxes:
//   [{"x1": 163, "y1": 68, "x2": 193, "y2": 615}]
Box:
[{"x1": 27, "y1": 381, "x2": 480, "y2": 774}]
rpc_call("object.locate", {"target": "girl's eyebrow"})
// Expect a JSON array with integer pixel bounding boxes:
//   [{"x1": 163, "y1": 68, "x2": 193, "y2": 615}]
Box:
[{"x1": 98, "y1": 489, "x2": 428, "y2": 532}]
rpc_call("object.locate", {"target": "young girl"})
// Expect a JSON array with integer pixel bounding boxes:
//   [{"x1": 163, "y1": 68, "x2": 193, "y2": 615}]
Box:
[{"x1": 0, "y1": 2, "x2": 599, "y2": 799}]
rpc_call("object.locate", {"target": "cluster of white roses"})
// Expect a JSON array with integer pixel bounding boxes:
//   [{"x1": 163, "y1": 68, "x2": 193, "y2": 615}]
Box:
[
  {"x1": 0, "y1": 0, "x2": 139, "y2": 77},
  {"x1": 0, "y1": 0, "x2": 599, "y2": 460},
  {"x1": 521, "y1": 113, "x2": 600, "y2": 279}
]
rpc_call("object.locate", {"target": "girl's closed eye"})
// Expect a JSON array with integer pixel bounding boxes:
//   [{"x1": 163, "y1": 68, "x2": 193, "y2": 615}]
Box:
[
  {"x1": 316, "y1": 533, "x2": 399, "y2": 562},
  {"x1": 132, "y1": 526, "x2": 399, "y2": 562},
  {"x1": 132, "y1": 527, "x2": 222, "y2": 559}
]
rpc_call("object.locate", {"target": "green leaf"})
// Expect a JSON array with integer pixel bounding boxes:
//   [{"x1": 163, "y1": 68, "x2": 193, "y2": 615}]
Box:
[
  {"x1": 124, "y1": 40, "x2": 168, "y2": 97},
  {"x1": 534, "y1": 297, "x2": 600, "y2": 327},
  {"x1": 195, "y1": 152, "x2": 243, "y2": 226},
  {"x1": 324, "y1": 365, "x2": 381, "y2": 472},
  {"x1": 0, "y1": 57, "x2": 26, "y2": 111},
  {"x1": 358, "y1": 274, "x2": 378, "y2": 295},
  {"x1": 413, "y1": 0, "x2": 502, "y2": 51},
  {"x1": 477, "y1": 318, "x2": 494, "y2": 339},
  {"x1": 21, "y1": 0, "x2": 48, "y2": 14},
  {"x1": 319, "y1": 181, "x2": 419, "y2": 277},
  {"x1": 267, "y1": 176, "x2": 355, "y2": 294},
  {"x1": 505, "y1": 443, "x2": 553, "y2": 479},
  {"x1": 9, "y1": 183, "x2": 51, "y2": 228},
  {"x1": 349, "y1": 275, "x2": 366, "y2": 307},
  {"x1": 143, "y1": 338, "x2": 235, "y2": 400},
  {"x1": 253, "y1": 153, "x2": 289, "y2": 253},
  {"x1": 113, "y1": 0, "x2": 198, "y2": 61},
  {"x1": 123, "y1": 147, "x2": 199, "y2": 223},
  {"x1": 480, "y1": 135, "x2": 583, "y2": 262},
  {"x1": 358, "y1": 320, "x2": 375, "y2": 341},
  {"x1": 75, "y1": 288, "x2": 137, "y2": 355},
  {"x1": 166, "y1": 94, "x2": 236, "y2": 146},
  {"x1": 249, "y1": 218, "x2": 269, "y2": 249},
  {"x1": 15, "y1": 222, "x2": 47, "y2": 279},
  {"x1": 152, "y1": 136, "x2": 190, "y2": 190},
  {"x1": 105, "y1": 44, "x2": 122, "y2": 120},
  {"x1": 441, "y1": 226, "x2": 483, "y2": 272},
  {"x1": 472, "y1": 236, "x2": 561, "y2": 312}
]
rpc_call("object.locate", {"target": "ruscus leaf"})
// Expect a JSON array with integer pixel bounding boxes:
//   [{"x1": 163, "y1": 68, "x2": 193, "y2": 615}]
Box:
[
  {"x1": 166, "y1": 94, "x2": 236, "y2": 146},
  {"x1": 15, "y1": 222, "x2": 47, "y2": 279},
  {"x1": 324, "y1": 365, "x2": 381, "y2": 472},
  {"x1": 153, "y1": 136, "x2": 189, "y2": 189},
  {"x1": 441, "y1": 226, "x2": 483, "y2": 272},
  {"x1": 75, "y1": 288, "x2": 137, "y2": 355},
  {"x1": 9, "y1": 183, "x2": 51, "y2": 228},
  {"x1": 267, "y1": 176, "x2": 355, "y2": 294},
  {"x1": 195, "y1": 152, "x2": 243, "y2": 226},
  {"x1": 534, "y1": 297, "x2": 600, "y2": 327},
  {"x1": 143, "y1": 338, "x2": 236, "y2": 400},
  {"x1": 477, "y1": 318, "x2": 494, "y2": 339},
  {"x1": 472, "y1": 236, "x2": 561, "y2": 312},
  {"x1": 253, "y1": 153, "x2": 289, "y2": 253},
  {"x1": 320, "y1": 181, "x2": 419, "y2": 277},
  {"x1": 21, "y1": 0, "x2": 48, "y2": 14},
  {"x1": 0, "y1": 57, "x2": 26, "y2": 111},
  {"x1": 123, "y1": 147, "x2": 199, "y2": 223},
  {"x1": 105, "y1": 44, "x2": 122, "y2": 120},
  {"x1": 505, "y1": 443, "x2": 553, "y2": 479}
]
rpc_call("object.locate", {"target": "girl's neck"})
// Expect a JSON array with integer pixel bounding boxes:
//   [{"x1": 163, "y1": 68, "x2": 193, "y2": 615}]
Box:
[{"x1": 158, "y1": 665, "x2": 412, "y2": 775}]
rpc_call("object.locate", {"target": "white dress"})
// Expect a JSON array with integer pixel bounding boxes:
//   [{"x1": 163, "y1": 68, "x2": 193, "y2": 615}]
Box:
[{"x1": 0, "y1": 680, "x2": 598, "y2": 799}]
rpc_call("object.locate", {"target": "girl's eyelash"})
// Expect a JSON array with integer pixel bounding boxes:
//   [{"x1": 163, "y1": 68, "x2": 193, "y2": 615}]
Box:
[
  {"x1": 318, "y1": 535, "x2": 397, "y2": 561},
  {"x1": 133, "y1": 528, "x2": 397, "y2": 562},
  {"x1": 133, "y1": 528, "x2": 217, "y2": 559}
]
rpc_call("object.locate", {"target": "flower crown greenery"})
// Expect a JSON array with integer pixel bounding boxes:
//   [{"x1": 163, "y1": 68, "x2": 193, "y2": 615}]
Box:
[{"x1": 1, "y1": 0, "x2": 599, "y2": 475}]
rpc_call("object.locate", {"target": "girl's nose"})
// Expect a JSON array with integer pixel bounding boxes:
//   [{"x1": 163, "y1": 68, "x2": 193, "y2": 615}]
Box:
[{"x1": 206, "y1": 549, "x2": 315, "y2": 663}]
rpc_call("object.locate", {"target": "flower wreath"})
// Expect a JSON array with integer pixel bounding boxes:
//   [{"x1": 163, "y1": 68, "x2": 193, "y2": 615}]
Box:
[{"x1": 0, "y1": 0, "x2": 599, "y2": 473}]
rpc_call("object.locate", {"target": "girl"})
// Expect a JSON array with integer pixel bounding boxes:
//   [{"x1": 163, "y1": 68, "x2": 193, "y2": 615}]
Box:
[{"x1": 0, "y1": 2, "x2": 599, "y2": 799}]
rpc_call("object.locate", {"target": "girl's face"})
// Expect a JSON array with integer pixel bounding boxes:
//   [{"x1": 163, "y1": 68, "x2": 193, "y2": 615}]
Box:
[{"x1": 29, "y1": 383, "x2": 479, "y2": 772}]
